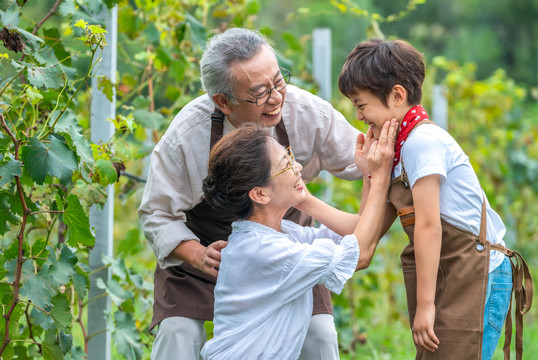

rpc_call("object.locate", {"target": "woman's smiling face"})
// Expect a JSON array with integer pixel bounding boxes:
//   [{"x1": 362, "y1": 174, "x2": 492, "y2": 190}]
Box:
[{"x1": 265, "y1": 139, "x2": 306, "y2": 207}]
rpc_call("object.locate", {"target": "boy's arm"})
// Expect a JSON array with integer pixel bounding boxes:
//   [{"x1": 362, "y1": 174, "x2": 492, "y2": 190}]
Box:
[{"x1": 411, "y1": 174, "x2": 442, "y2": 352}]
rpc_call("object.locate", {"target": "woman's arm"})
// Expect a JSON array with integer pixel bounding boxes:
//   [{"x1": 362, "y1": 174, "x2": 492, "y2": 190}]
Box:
[
  {"x1": 410, "y1": 174, "x2": 442, "y2": 353},
  {"x1": 296, "y1": 120, "x2": 398, "y2": 270}
]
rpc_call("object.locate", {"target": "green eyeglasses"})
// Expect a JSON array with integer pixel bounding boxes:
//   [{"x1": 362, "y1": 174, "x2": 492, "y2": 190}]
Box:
[
  {"x1": 266, "y1": 146, "x2": 296, "y2": 181},
  {"x1": 227, "y1": 68, "x2": 292, "y2": 107}
]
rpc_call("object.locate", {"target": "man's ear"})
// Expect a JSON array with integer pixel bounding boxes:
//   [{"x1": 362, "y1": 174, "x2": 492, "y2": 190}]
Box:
[
  {"x1": 390, "y1": 85, "x2": 408, "y2": 107},
  {"x1": 212, "y1": 93, "x2": 232, "y2": 115},
  {"x1": 248, "y1": 186, "x2": 271, "y2": 206}
]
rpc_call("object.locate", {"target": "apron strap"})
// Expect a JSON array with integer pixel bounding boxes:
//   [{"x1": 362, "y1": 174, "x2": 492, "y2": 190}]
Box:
[
  {"x1": 493, "y1": 246, "x2": 534, "y2": 360},
  {"x1": 478, "y1": 193, "x2": 487, "y2": 246},
  {"x1": 210, "y1": 108, "x2": 290, "y2": 149},
  {"x1": 210, "y1": 108, "x2": 226, "y2": 149}
]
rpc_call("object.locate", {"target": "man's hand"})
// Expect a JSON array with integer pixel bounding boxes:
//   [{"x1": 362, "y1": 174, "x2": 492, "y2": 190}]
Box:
[
  {"x1": 173, "y1": 240, "x2": 228, "y2": 278},
  {"x1": 192, "y1": 240, "x2": 228, "y2": 278},
  {"x1": 412, "y1": 304, "x2": 439, "y2": 352}
]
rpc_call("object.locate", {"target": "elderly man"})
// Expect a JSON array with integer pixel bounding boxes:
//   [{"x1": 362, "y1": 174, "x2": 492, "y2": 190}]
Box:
[{"x1": 138, "y1": 28, "x2": 363, "y2": 359}]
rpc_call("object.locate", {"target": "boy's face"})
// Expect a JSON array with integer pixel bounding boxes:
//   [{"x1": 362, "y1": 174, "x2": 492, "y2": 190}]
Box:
[{"x1": 349, "y1": 89, "x2": 398, "y2": 139}]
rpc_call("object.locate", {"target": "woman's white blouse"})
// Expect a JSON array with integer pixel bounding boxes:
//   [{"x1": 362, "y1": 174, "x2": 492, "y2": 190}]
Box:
[{"x1": 200, "y1": 220, "x2": 360, "y2": 360}]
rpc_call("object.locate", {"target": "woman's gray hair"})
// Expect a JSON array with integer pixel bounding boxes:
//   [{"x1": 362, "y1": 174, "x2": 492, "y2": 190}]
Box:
[{"x1": 200, "y1": 28, "x2": 275, "y2": 103}]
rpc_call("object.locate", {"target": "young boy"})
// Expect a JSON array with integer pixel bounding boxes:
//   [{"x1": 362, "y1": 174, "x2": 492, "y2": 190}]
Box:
[{"x1": 338, "y1": 39, "x2": 532, "y2": 359}]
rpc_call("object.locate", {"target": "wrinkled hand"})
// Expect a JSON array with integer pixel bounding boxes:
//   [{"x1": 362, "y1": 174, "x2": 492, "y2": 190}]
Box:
[
  {"x1": 412, "y1": 304, "x2": 439, "y2": 352},
  {"x1": 355, "y1": 127, "x2": 375, "y2": 176},
  {"x1": 367, "y1": 119, "x2": 398, "y2": 182},
  {"x1": 192, "y1": 240, "x2": 227, "y2": 278}
]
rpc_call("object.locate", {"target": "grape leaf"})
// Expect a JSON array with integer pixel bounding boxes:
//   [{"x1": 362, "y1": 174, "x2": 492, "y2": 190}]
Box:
[
  {"x1": 94, "y1": 159, "x2": 117, "y2": 185},
  {"x1": 19, "y1": 271, "x2": 55, "y2": 309},
  {"x1": 112, "y1": 312, "x2": 143, "y2": 360},
  {"x1": 0, "y1": 160, "x2": 22, "y2": 186},
  {"x1": 50, "y1": 295, "x2": 72, "y2": 333},
  {"x1": 64, "y1": 194, "x2": 95, "y2": 247},
  {"x1": 25, "y1": 63, "x2": 66, "y2": 89},
  {"x1": 47, "y1": 245, "x2": 77, "y2": 286},
  {"x1": 0, "y1": 0, "x2": 13, "y2": 12},
  {"x1": 0, "y1": 191, "x2": 18, "y2": 235},
  {"x1": 59, "y1": 332, "x2": 73, "y2": 355},
  {"x1": 72, "y1": 265, "x2": 89, "y2": 299},
  {"x1": 42, "y1": 329, "x2": 63, "y2": 360},
  {"x1": 21, "y1": 136, "x2": 77, "y2": 185}
]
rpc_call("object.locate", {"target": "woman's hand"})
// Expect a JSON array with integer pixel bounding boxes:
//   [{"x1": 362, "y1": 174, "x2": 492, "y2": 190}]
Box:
[
  {"x1": 355, "y1": 126, "x2": 375, "y2": 176},
  {"x1": 367, "y1": 119, "x2": 398, "y2": 183}
]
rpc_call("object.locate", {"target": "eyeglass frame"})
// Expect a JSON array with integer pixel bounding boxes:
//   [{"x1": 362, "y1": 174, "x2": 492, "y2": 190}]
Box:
[
  {"x1": 266, "y1": 146, "x2": 296, "y2": 181},
  {"x1": 226, "y1": 67, "x2": 292, "y2": 107}
]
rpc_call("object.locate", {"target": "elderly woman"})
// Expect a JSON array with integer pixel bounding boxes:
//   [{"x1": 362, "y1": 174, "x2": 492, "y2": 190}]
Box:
[{"x1": 200, "y1": 120, "x2": 397, "y2": 359}]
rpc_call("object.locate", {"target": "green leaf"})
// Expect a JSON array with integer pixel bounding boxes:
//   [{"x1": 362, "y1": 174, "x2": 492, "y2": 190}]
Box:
[
  {"x1": 0, "y1": 0, "x2": 12, "y2": 12},
  {"x1": 72, "y1": 265, "x2": 89, "y2": 299},
  {"x1": 132, "y1": 109, "x2": 166, "y2": 130},
  {"x1": 281, "y1": 31, "x2": 302, "y2": 52},
  {"x1": 25, "y1": 86, "x2": 43, "y2": 105},
  {"x1": 95, "y1": 159, "x2": 117, "y2": 185},
  {"x1": 21, "y1": 136, "x2": 77, "y2": 185},
  {"x1": 0, "y1": 160, "x2": 22, "y2": 186},
  {"x1": 58, "y1": 125, "x2": 94, "y2": 181},
  {"x1": 185, "y1": 12, "x2": 206, "y2": 49},
  {"x1": 245, "y1": 0, "x2": 261, "y2": 15},
  {"x1": 0, "y1": 190, "x2": 19, "y2": 235},
  {"x1": 64, "y1": 194, "x2": 95, "y2": 247},
  {"x1": 47, "y1": 245, "x2": 77, "y2": 286},
  {"x1": 50, "y1": 295, "x2": 72, "y2": 333},
  {"x1": 71, "y1": 180, "x2": 107, "y2": 207},
  {"x1": 42, "y1": 329, "x2": 63, "y2": 360},
  {"x1": 19, "y1": 271, "x2": 56, "y2": 309},
  {"x1": 30, "y1": 306, "x2": 55, "y2": 330},
  {"x1": 16, "y1": 26, "x2": 44, "y2": 55},
  {"x1": 112, "y1": 311, "x2": 143, "y2": 360},
  {"x1": 59, "y1": 332, "x2": 73, "y2": 355},
  {"x1": 25, "y1": 63, "x2": 66, "y2": 89},
  {"x1": 117, "y1": 228, "x2": 143, "y2": 257}
]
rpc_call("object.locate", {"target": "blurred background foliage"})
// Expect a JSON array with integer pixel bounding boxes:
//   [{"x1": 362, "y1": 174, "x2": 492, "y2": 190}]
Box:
[{"x1": 0, "y1": 0, "x2": 536, "y2": 358}]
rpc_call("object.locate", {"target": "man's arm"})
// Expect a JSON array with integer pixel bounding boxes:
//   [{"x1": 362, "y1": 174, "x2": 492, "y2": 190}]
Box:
[{"x1": 410, "y1": 174, "x2": 442, "y2": 353}]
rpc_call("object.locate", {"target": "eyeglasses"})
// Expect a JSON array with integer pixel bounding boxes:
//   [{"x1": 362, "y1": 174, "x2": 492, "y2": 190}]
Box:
[
  {"x1": 227, "y1": 68, "x2": 292, "y2": 107},
  {"x1": 266, "y1": 146, "x2": 296, "y2": 181}
]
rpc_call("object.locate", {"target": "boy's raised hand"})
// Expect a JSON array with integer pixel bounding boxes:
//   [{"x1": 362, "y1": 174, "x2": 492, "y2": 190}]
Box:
[{"x1": 367, "y1": 119, "x2": 398, "y2": 182}]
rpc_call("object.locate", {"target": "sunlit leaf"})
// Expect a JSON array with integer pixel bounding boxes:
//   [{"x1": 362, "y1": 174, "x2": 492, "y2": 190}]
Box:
[
  {"x1": 245, "y1": 0, "x2": 261, "y2": 15},
  {"x1": 21, "y1": 136, "x2": 77, "y2": 185},
  {"x1": 71, "y1": 180, "x2": 107, "y2": 207},
  {"x1": 64, "y1": 194, "x2": 95, "y2": 247},
  {"x1": 95, "y1": 159, "x2": 117, "y2": 185}
]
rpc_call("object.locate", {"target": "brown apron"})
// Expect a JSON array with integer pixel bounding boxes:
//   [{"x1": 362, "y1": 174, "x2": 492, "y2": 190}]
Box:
[
  {"x1": 388, "y1": 120, "x2": 532, "y2": 359},
  {"x1": 150, "y1": 110, "x2": 333, "y2": 330}
]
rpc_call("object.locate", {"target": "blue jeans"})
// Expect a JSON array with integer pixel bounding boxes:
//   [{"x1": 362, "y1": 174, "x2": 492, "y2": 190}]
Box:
[{"x1": 482, "y1": 256, "x2": 512, "y2": 360}]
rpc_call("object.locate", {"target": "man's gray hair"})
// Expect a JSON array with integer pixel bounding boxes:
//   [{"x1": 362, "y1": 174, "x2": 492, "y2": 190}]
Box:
[{"x1": 200, "y1": 28, "x2": 275, "y2": 102}]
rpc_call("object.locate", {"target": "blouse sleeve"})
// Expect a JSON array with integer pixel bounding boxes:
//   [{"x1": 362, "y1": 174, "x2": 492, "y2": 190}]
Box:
[{"x1": 257, "y1": 230, "x2": 359, "y2": 305}]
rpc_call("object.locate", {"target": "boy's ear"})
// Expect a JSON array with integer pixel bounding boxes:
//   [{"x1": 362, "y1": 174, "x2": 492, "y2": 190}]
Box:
[
  {"x1": 390, "y1": 85, "x2": 408, "y2": 107},
  {"x1": 249, "y1": 186, "x2": 271, "y2": 206},
  {"x1": 212, "y1": 93, "x2": 232, "y2": 115}
]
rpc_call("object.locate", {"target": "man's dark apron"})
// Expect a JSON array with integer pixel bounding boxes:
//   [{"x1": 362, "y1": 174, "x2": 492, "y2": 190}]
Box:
[
  {"x1": 150, "y1": 110, "x2": 333, "y2": 331},
  {"x1": 388, "y1": 120, "x2": 532, "y2": 359}
]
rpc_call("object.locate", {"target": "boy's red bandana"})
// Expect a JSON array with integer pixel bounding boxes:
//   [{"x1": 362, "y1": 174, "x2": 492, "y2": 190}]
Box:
[{"x1": 393, "y1": 104, "x2": 429, "y2": 171}]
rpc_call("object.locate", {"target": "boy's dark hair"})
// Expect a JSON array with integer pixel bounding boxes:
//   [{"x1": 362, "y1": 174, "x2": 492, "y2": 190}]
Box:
[{"x1": 338, "y1": 38, "x2": 425, "y2": 107}]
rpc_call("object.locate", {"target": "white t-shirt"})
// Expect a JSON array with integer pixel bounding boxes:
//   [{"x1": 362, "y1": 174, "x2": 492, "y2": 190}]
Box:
[
  {"x1": 200, "y1": 220, "x2": 360, "y2": 360},
  {"x1": 392, "y1": 124, "x2": 506, "y2": 272}
]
